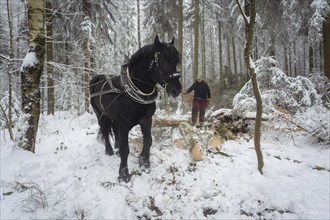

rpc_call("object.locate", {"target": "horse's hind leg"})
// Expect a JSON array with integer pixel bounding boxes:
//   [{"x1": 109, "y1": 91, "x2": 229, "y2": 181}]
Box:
[
  {"x1": 139, "y1": 118, "x2": 152, "y2": 172},
  {"x1": 100, "y1": 124, "x2": 114, "y2": 156}
]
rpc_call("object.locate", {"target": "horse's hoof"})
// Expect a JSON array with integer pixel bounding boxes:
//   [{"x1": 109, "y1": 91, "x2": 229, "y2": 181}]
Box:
[
  {"x1": 118, "y1": 167, "x2": 130, "y2": 182},
  {"x1": 115, "y1": 142, "x2": 120, "y2": 149},
  {"x1": 139, "y1": 156, "x2": 150, "y2": 172},
  {"x1": 105, "y1": 149, "x2": 114, "y2": 156}
]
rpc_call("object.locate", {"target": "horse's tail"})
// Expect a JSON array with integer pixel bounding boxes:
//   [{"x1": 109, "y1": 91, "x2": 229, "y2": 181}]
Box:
[{"x1": 96, "y1": 117, "x2": 114, "y2": 145}]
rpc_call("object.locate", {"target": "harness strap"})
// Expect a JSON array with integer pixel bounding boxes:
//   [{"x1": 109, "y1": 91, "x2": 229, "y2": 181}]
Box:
[
  {"x1": 90, "y1": 75, "x2": 123, "y2": 114},
  {"x1": 90, "y1": 75, "x2": 122, "y2": 99},
  {"x1": 120, "y1": 73, "x2": 160, "y2": 104}
]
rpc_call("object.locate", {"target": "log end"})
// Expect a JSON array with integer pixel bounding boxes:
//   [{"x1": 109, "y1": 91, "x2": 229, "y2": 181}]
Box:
[
  {"x1": 131, "y1": 138, "x2": 143, "y2": 153},
  {"x1": 208, "y1": 136, "x2": 223, "y2": 151},
  {"x1": 190, "y1": 146, "x2": 203, "y2": 161},
  {"x1": 174, "y1": 139, "x2": 186, "y2": 149}
]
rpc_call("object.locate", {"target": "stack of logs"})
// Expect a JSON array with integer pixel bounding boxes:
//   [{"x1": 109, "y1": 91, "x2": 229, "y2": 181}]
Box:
[
  {"x1": 172, "y1": 122, "x2": 223, "y2": 161},
  {"x1": 131, "y1": 110, "x2": 250, "y2": 161},
  {"x1": 131, "y1": 120, "x2": 222, "y2": 161}
]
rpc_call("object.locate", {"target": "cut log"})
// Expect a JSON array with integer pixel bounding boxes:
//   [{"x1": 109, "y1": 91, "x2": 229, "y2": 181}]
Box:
[
  {"x1": 207, "y1": 135, "x2": 223, "y2": 152},
  {"x1": 152, "y1": 118, "x2": 186, "y2": 127},
  {"x1": 179, "y1": 122, "x2": 206, "y2": 161},
  {"x1": 171, "y1": 127, "x2": 186, "y2": 149},
  {"x1": 131, "y1": 137, "x2": 143, "y2": 153}
]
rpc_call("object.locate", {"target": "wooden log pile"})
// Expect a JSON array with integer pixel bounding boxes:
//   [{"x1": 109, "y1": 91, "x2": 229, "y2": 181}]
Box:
[
  {"x1": 170, "y1": 122, "x2": 223, "y2": 161},
  {"x1": 131, "y1": 111, "x2": 251, "y2": 161}
]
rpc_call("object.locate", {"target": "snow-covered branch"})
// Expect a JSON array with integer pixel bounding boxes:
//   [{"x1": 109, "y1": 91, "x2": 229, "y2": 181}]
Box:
[{"x1": 235, "y1": 0, "x2": 250, "y2": 25}]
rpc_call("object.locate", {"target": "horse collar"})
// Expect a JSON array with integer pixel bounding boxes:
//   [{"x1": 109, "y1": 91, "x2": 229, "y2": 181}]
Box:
[{"x1": 120, "y1": 67, "x2": 161, "y2": 105}]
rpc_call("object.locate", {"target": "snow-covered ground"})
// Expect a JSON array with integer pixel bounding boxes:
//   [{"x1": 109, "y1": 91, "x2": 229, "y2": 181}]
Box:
[{"x1": 1, "y1": 110, "x2": 329, "y2": 219}]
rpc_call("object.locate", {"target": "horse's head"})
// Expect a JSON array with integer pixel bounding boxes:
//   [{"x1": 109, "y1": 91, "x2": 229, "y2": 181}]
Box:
[
  {"x1": 150, "y1": 36, "x2": 182, "y2": 98},
  {"x1": 127, "y1": 35, "x2": 182, "y2": 98}
]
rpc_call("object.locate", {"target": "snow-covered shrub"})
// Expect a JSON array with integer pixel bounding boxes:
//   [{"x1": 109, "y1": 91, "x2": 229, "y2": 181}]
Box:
[
  {"x1": 293, "y1": 105, "x2": 329, "y2": 144},
  {"x1": 233, "y1": 57, "x2": 321, "y2": 116},
  {"x1": 14, "y1": 113, "x2": 30, "y2": 148},
  {"x1": 0, "y1": 90, "x2": 21, "y2": 128},
  {"x1": 308, "y1": 72, "x2": 330, "y2": 107}
]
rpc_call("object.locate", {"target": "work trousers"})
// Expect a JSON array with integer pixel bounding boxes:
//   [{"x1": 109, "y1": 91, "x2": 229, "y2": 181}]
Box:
[{"x1": 191, "y1": 99, "x2": 208, "y2": 125}]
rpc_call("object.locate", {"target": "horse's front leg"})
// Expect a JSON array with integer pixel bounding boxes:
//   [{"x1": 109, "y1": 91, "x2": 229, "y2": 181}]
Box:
[
  {"x1": 117, "y1": 126, "x2": 130, "y2": 182},
  {"x1": 139, "y1": 118, "x2": 152, "y2": 172}
]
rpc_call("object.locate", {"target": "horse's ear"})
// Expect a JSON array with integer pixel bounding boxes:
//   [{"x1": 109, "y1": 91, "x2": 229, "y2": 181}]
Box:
[
  {"x1": 154, "y1": 35, "x2": 161, "y2": 49},
  {"x1": 170, "y1": 37, "x2": 174, "y2": 45}
]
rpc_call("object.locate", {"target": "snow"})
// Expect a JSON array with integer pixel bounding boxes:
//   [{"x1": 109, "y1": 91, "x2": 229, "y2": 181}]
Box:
[
  {"x1": 1, "y1": 109, "x2": 329, "y2": 219},
  {"x1": 21, "y1": 51, "x2": 39, "y2": 71}
]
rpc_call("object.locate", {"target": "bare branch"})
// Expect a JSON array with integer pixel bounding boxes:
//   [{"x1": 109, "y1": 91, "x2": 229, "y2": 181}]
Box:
[{"x1": 235, "y1": 0, "x2": 249, "y2": 25}]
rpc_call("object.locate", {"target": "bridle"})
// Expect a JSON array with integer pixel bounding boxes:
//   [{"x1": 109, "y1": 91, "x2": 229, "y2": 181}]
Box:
[
  {"x1": 120, "y1": 51, "x2": 181, "y2": 104},
  {"x1": 148, "y1": 51, "x2": 181, "y2": 87}
]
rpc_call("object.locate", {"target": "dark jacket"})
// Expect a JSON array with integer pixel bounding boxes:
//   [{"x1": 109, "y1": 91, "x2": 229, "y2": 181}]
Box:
[{"x1": 186, "y1": 80, "x2": 211, "y2": 100}]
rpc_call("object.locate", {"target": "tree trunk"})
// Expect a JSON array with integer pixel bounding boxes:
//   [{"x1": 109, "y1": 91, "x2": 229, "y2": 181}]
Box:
[
  {"x1": 193, "y1": 0, "x2": 199, "y2": 81},
  {"x1": 294, "y1": 40, "x2": 297, "y2": 77},
  {"x1": 284, "y1": 44, "x2": 288, "y2": 75},
  {"x1": 137, "y1": 0, "x2": 141, "y2": 49},
  {"x1": 309, "y1": 45, "x2": 314, "y2": 73},
  {"x1": 6, "y1": 0, "x2": 14, "y2": 140},
  {"x1": 232, "y1": 36, "x2": 237, "y2": 75},
  {"x1": 238, "y1": 0, "x2": 264, "y2": 174},
  {"x1": 323, "y1": 12, "x2": 330, "y2": 79},
  {"x1": 210, "y1": 30, "x2": 215, "y2": 80},
  {"x1": 289, "y1": 45, "x2": 292, "y2": 77},
  {"x1": 20, "y1": 0, "x2": 45, "y2": 153},
  {"x1": 269, "y1": 34, "x2": 275, "y2": 58},
  {"x1": 319, "y1": 41, "x2": 323, "y2": 74},
  {"x1": 218, "y1": 19, "x2": 225, "y2": 90},
  {"x1": 82, "y1": 0, "x2": 90, "y2": 113},
  {"x1": 254, "y1": 34, "x2": 258, "y2": 60},
  {"x1": 178, "y1": 0, "x2": 184, "y2": 86},
  {"x1": 201, "y1": 0, "x2": 206, "y2": 78},
  {"x1": 46, "y1": 0, "x2": 54, "y2": 115},
  {"x1": 226, "y1": 33, "x2": 232, "y2": 77}
]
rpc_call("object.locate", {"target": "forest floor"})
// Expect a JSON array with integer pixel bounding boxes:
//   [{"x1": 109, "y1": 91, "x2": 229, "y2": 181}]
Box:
[{"x1": 1, "y1": 109, "x2": 329, "y2": 219}]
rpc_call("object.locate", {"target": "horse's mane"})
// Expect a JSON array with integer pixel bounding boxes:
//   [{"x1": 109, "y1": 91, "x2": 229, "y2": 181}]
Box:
[
  {"x1": 128, "y1": 45, "x2": 153, "y2": 70},
  {"x1": 128, "y1": 42, "x2": 181, "y2": 70}
]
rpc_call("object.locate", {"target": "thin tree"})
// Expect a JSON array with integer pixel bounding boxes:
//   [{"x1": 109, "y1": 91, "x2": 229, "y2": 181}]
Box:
[
  {"x1": 201, "y1": 0, "x2": 206, "y2": 78},
  {"x1": 218, "y1": 17, "x2": 225, "y2": 90},
  {"x1": 19, "y1": 0, "x2": 45, "y2": 153},
  {"x1": 324, "y1": 11, "x2": 330, "y2": 79},
  {"x1": 236, "y1": 0, "x2": 264, "y2": 174},
  {"x1": 46, "y1": 0, "x2": 54, "y2": 115},
  {"x1": 5, "y1": 0, "x2": 14, "y2": 140},
  {"x1": 137, "y1": 0, "x2": 141, "y2": 49},
  {"x1": 177, "y1": 0, "x2": 184, "y2": 86},
  {"x1": 82, "y1": 0, "x2": 90, "y2": 113},
  {"x1": 193, "y1": 0, "x2": 199, "y2": 81}
]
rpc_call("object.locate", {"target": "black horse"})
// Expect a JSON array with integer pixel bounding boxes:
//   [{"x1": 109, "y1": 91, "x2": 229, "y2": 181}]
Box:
[{"x1": 89, "y1": 36, "x2": 182, "y2": 182}]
